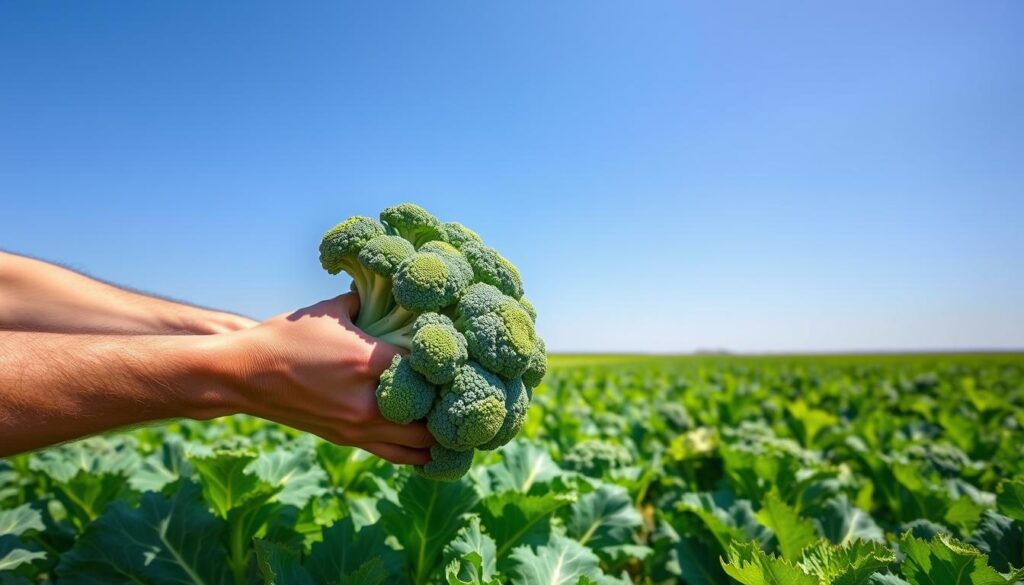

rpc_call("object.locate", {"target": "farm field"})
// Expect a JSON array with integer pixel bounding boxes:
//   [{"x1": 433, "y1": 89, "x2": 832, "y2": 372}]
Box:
[{"x1": 2, "y1": 353, "x2": 1024, "y2": 584}]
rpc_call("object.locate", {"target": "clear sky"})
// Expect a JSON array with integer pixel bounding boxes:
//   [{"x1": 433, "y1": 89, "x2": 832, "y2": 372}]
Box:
[{"x1": 2, "y1": 1, "x2": 1021, "y2": 353}]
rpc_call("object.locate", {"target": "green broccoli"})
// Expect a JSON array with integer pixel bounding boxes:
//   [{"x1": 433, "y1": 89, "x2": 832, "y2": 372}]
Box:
[
  {"x1": 409, "y1": 315, "x2": 468, "y2": 385},
  {"x1": 562, "y1": 439, "x2": 634, "y2": 477},
  {"x1": 478, "y1": 377, "x2": 529, "y2": 451},
  {"x1": 318, "y1": 204, "x2": 546, "y2": 480},
  {"x1": 440, "y1": 222, "x2": 482, "y2": 249},
  {"x1": 455, "y1": 284, "x2": 536, "y2": 378},
  {"x1": 376, "y1": 355, "x2": 437, "y2": 424},
  {"x1": 428, "y1": 362, "x2": 506, "y2": 451},
  {"x1": 415, "y1": 445, "x2": 475, "y2": 481},
  {"x1": 380, "y1": 203, "x2": 446, "y2": 248},
  {"x1": 460, "y1": 243, "x2": 524, "y2": 299},
  {"x1": 521, "y1": 337, "x2": 548, "y2": 390}
]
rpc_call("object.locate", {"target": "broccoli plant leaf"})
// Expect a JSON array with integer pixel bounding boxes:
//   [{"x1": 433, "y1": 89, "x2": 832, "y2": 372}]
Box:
[
  {"x1": 566, "y1": 484, "x2": 643, "y2": 555},
  {"x1": 190, "y1": 447, "x2": 273, "y2": 517},
  {"x1": 55, "y1": 481, "x2": 230, "y2": 585},
  {"x1": 444, "y1": 516, "x2": 498, "y2": 583},
  {"x1": 967, "y1": 511, "x2": 1024, "y2": 573},
  {"x1": 798, "y1": 539, "x2": 895, "y2": 585},
  {"x1": 899, "y1": 533, "x2": 1016, "y2": 585},
  {"x1": 756, "y1": 491, "x2": 818, "y2": 559},
  {"x1": 247, "y1": 445, "x2": 328, "y2": 509},
  {"x1": 480, "y1": 490, "x2": 576, "y2": 559},
  {"x1": 0, "y1": 504, "x2": 44, "y2": 537},
  {"x1": 488, "y1": 441, "x2": 562, "y2": 494},
  {"x1": 507, "y1": 535, "x2": 609, "y2": 585},
  {"x1": 306, "y1": 516, "x2": 402, "y2": 584},
  {"x1": 378, "y1": 473, "x2": 478, "y2": 584},
  {"x1": 129, "y1": 437, "x2": 194, "y2": 494},
  {"x1": 721, "y1": 542, "x2": 817, "y2": 585},
  {"x1": 814, "y1": 495, "x2": 885, "y2": 545},
  {"x1": 996, "y1": 480, "x2": 1024, "y2": 522},
  {"x1": 254, "y1": 539, "x2": 316, "y2": 585}
]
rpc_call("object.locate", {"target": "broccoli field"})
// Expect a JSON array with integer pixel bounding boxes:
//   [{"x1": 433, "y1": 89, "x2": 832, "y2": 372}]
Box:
[{"x1": 2, "y1": 353, "x2": 1024, "y2": 584}]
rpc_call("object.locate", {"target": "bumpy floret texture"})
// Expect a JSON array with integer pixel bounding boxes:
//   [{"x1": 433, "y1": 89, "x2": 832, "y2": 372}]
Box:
[
  {"x1": 376, "y1": 355, "x2": 436, "y2": 424},
  {"x1": 410, "y1": 321, "x2": 468, "y2": 385},
  {"x1": 318, "y1": 203, "x2": 546, "y2": 480},
  {"x1": 478, "y1": 377, "x2": 529, "y2": 451},
  {"x1": 428, "y1": 362, "x2": 506, "y2": 451},
  {"x1": 563, "y1": 440, "x2": 634, "y2": 477},
  {"x1": 415, "y1": 445, "x2": 475, "y2": 481}
]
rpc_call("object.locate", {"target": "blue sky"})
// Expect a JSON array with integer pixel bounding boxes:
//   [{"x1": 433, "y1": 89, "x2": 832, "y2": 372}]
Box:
[{"x1": 2, "y1": 1, "x2": 1021, "y2": 352}]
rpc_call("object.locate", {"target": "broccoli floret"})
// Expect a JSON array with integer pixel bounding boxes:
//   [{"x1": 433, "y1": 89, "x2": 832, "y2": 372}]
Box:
[
  {"x1": 392, "y1": 251, "x2": 473, "y2": 312},
  {"x1": 460, "y1": 243, "x2": 524, "y2": 299},
  {"x1": 562, "y1": 440, "x2": 633, "y2": 477},
  {"x1": 380, "y1": 203, "x2": 446, "y2": 248},
  {"x1": 319, "y1": 217, "x2": 387, "y2": 318},
  {"x1": 455, "y1": 287, "x2": 536, "y2": 378},
  {"x1": 415, "y1": 445, "x2": 475, "y2": 482},
  {"x1": 428, "y1": 362, "x2": 506, "y2": 451},
  {"x1": 354, "y1": 235, "x2": 416, "y2": 326},
  {"x1": 376, "y1": 355, "x2": 437, "y2": 424},
  {"x1": 440, "y1": 222, "x2": 482, "y2": 249},
  {"x1": 478, "y1": 377, "x2": 529, "y2": 451},
  {"x1": 410, "y1": 319, "x2": 468, "y2": 385},
  {"x1": 521, "y1": 337, "x2": 547, "y2": 389},
  {"x1": 518, "y1": 297, "x2": 537, "y2": 323}
]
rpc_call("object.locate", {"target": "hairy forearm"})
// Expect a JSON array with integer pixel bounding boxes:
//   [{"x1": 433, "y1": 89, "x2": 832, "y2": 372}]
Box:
[
  {"x1": 0, "y1": 251, "x2": 255, "y2": 334},
  {"x1": 0, "y1": 331, "x2": 237, "y2": 455}
]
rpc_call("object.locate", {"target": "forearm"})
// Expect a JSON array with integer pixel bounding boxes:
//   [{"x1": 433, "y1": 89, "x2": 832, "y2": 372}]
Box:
[
  {"x1": 0, "y1": 252, "x2": 255, "y2": 334},
  {"x1": 0, "y1": 331, "x2": 237, "y2": 455}
]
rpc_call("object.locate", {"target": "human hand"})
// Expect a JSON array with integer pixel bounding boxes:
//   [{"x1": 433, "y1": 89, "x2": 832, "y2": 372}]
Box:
[{"x1": 219, "y1": 293, "x2": 434, "y2": 464}]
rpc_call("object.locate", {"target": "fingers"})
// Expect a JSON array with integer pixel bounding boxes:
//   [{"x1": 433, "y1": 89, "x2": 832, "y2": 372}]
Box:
[
  {"x1": 336, "y1": 292, "x2": 360, "y2": 320},
  {"x1": 368, "y1": 421, "x2": 436, "y2": 449},
  {"x1": 362, "y1": 442, "x2": 432, "y2": 466}
]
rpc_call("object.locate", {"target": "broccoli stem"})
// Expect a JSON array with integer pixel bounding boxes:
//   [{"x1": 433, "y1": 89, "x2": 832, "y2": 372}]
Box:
[
  {"x1": 363, "y1": 304, "x2": 417, "y2": 337},
  {"x1": 355, "y1": 273, "x2": 394, "y2": 328},
  {"x1": 374, "y1": 326, "x2": 415, "y2": 350}
]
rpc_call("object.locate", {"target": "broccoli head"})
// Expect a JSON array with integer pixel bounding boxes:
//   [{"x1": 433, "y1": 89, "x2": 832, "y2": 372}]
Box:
[
  {"x1": 376, "y1": 355, "x2": 437, "y2": 424},
  {"x1": 428, "y1": 362, "x2": 506, "y2": 451},
  {"x1": 380, "y1": 203, "x2": 446, "y2": 248},
  {"x1": 318, "y1": 204, "x2": 542, "y2": 481},
  {"x1": 478, "y1": 377, "x2": 529, "y2": 451},
  {"x1": 415, "y1": 445, "x2": 475, "y2": 482},
  {"x1": 563, "y1": 439, "x2": 634, "y2": 477}
]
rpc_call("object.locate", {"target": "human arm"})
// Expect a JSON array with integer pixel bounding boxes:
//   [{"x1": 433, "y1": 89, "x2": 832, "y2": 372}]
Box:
[
  {"x1": 0, "y1": 293, "x2": 434, "y2": 464},
  {"x1": 0, "y1": 251, "x2": 256, "y2": 334}
]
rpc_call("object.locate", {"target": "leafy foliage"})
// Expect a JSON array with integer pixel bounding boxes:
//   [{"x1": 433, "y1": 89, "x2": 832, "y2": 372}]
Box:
[{"x1": 2, "y1": 354, "x2": 1024, "y2": 583}]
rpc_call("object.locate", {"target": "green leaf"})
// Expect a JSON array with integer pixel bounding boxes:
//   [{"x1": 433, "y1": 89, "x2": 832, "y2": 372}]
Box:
[
  {"x1": 307, "y1": 516, "x2": 403, "y2": 584},
  {"x1": 565, "y1": 484, "x2": 643, "y2": 554},
  {"x1": 669, "y1": 537, "x2": 730, "y2": 585},
  {"x1": 0, "y1": 504, "x2": 44, "y2": 537},
  {"x1": 798, "y1": 539, "x2": 895, "y2": 585},
  {"x1": 968, "y1": 511, "x2": 1024, "y2": 573},
  {"x1": 756, "y1": 492, "x2": 818, "y2": 559},
  {"x1": 444, "y1": 516, "x2": 498, "y2": 583},
  {"x1": 316, "y1": 443, "x2": 385, "y2": 491},
  {"x1": 721, "y1": 542, "x2": 818, "y2": 585},
  {"x1": 190, "y1": 447, "x2": 272, "y2": 517},
  {"x1": 129, "y1": 437, "x2": 193, "y2": 494},
  {"x1": 445, "y1": 552, "x2": 502, "y2": 585},
  {"x1": 814, "y1": 495, "x2": 885, "y2": 545},
  {"x1": 378, "y1": 473, "x2": 478, "y2": 584},
  {"x1": 996, "y1": 480, "x2": 1024, "y2": 522},
  {"x1": 0, "y1": 537, "x2": 45, "y2": 572},
  {"x1": 488, "y1": 441, "x2": 562, "y2": 494},
  {"x1": 480, "y1": 490, "x2": 575, "y2": 558},
  {"x1": 899, "y1": 533, "x2": 1015, "y2": 585},
  {"x1": 507, "y1": 535, "x2": 607, "y2": 585},
  {"x1": 676, "y1": 492, "x2": 770, "y2": 553},
  {"x1": 56, "y1": 481, "x2": 230, "y2": 585},
  {"x1": 247, "y1": 446, "x2": 328, "y2": 509},
  {"x1": 254, "y1": 539, "x2": 315, "y2": 585}
]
